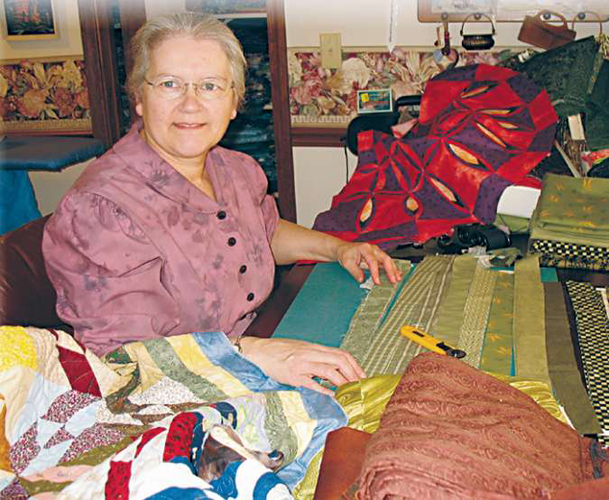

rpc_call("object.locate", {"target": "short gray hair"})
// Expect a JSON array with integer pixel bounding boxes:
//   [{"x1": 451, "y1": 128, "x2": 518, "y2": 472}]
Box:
[{"x1": 127, "y1": 12, "x2": 246, "y2": 109}]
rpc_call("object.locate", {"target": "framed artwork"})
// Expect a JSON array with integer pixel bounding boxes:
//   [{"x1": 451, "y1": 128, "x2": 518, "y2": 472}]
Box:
[
  {"x1": 2, "y1": 0, "x2": 58, "y2": 40},
  {"x1": 0, "y1": 57, "x2": 92, "y2": 136},
  {"x1": 185, "y1": 0, "x2": 266, "y2": 15},
  {"x1": 357, "y1": 89, "x2": 393, "y2": 114}
]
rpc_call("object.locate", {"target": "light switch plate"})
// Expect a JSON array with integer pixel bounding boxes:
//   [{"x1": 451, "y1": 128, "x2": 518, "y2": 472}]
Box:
[{"x1": 320, "y1": 33, "x2": 342, "y2": 69}]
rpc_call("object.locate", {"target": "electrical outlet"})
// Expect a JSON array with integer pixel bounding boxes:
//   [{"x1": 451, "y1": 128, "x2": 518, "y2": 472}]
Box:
[{"x1": 320, "y1": 33, "x2": 342, "y2": 69}]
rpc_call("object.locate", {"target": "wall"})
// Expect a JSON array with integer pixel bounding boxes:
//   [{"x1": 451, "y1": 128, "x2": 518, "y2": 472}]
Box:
[
  {"x1": 0, "y1": 0, "x2": 83, "y2": 59},
  {"x1": 284, "y1": 0, "x2": 608, "y2": 227}
]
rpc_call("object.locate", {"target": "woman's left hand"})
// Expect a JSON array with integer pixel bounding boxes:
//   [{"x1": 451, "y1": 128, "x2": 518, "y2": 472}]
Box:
[{"x1": 335, "y1": 241, "x2": 402, "y2": 285}]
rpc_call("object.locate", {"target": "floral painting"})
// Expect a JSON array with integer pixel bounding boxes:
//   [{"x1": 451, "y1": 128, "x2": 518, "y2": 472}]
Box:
[
  {"x1": 0, "y1": 57, "x2": 91, "y2": 134},
  {"x1": 3, "y1": 0, "x2": 58, "y2": 40},
  {"x1": 288, "y1": 47, "x2": 520, "y2": 126}
]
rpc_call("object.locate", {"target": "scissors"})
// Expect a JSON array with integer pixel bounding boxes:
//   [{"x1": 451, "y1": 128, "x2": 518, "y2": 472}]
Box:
[{"x1": 400, "y1": 325, "x2": 466, "y2": 359}]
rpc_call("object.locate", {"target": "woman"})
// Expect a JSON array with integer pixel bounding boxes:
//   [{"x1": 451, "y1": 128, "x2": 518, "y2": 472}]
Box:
[{"x1": 42, "y1": 12, "x2": 400, "y2": 396}]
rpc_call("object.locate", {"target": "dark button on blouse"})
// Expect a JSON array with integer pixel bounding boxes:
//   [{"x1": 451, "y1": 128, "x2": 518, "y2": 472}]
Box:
[
  {"x1": 217, "y1": 210, "x2": 227, "y2": 220},
  {"x1": 228, "y1": 237, "x2": 237, "y2": 246},
  {"x1": 239, "y1": 264, "x2": 247, "y2": 274},
  {"x1": 247, "y1": 292, "x2": 255, "y2": 301}
]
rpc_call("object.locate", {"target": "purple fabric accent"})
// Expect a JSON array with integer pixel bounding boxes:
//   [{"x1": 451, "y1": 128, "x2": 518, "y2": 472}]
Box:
[
  {"x1": 529, "y1": 123, "x2": 559, "y2": 151},
  {"x1": 416, "y1": 177, "x2": 470, "y2": 220},
  {"x1": 508, "y1": 73, "x2": 542, "y2": 103},
  {"x1": 435, "y1": 64, "x2": 477, "y2": 81},
  {"x1": 449, "y1": 123, "x2": 517, "y2": 171},
  {"x1": 314, "y1": 198, "x2": 365, "y2": 232},
  {"x1": 473, "y1": 174, "x2": 512, "y2": 222}
]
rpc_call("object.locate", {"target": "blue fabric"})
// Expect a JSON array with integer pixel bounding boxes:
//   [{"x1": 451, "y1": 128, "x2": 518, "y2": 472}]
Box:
[
  {"x1": 272, "y1": 263, "x2": 367, "y2": 347},
  {"x1": 0, "y1": 170, "x2": 41, "y2": 234},
  {"x1": 0, "y1": 136, "x2": 105, "y2": 171},
  {"x1": 192, "y1": 331, "x2": 347, "y2": 488}
]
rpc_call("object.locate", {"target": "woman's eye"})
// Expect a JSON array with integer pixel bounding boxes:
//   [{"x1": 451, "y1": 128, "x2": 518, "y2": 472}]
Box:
[
  {"x1": 201, "y1": 82, "x2": 222, "y2": 92},
  {"x1": 161, "y1": 80, "x2": 180, "y2": 89}
]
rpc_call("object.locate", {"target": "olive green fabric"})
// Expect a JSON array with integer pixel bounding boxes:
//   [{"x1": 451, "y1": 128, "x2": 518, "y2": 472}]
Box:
[
  {"x1": 457, "y1": 262, "x2": 498, "y2": 368},
  {"x1": 480, "y1": 271, "x2": 514, "y2": 375},
  {"x1": 342, "y1": 256, "x2": 455, "y2": 376},
  {"x1": 430, "y1": 255, "x2": 477, "y2": 348},
  {"x1": 529, "y1": 174, "x2": 609, "y2": 248},
  {"x1": 513, "y1": 255, "x2": 551, "y2": 386},
  {"x1": 506, "y1": 36, "x2": 604, "y2": 118},
  {"x1": 544, "y1": 282, "x2": 601, "y2": 434}
]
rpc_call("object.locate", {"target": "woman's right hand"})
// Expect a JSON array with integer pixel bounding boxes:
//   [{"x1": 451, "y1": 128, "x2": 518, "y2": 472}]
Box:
[{"x1": 237, "y1": 336, "x2": 366, "y2": 396}]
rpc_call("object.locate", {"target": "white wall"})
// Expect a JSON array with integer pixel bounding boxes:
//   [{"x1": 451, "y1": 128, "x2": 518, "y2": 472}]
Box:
[
  {"x1": 285, "y1": 0, "x2": 608, "y2": 226},
  {"x1": 0, "y1": 0, "x2": 83, "y2": 60}
]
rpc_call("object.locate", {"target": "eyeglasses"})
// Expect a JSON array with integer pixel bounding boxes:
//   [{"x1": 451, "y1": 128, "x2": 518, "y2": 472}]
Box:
[{"x1": 144, "y1": 76, "x2": 234, "y2": 100}]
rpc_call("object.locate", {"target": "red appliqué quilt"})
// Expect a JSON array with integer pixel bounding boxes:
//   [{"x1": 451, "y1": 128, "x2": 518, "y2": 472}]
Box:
[{"x1": 313, "y1": 64, "x2": 558, "y2": 250}]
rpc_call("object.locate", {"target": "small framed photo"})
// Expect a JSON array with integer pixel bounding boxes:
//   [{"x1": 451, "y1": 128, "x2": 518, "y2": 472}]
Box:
[
  {"x1": 357, "y1": 89, "x2": 393, "y2": 114},
  {"x1": 3, "y1": 0, "x2": 58, "y2": 41}
]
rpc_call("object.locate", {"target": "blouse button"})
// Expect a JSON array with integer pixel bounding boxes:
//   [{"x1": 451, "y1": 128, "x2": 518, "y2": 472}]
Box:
[
  {"x1": 247, "y1": 292, "x2": 255, "y2": 301},
  {"x1": 239, "y1": 264, "x2": 247, "y2": 274},
  {"x1": 217, "y1": 210, "x2": 227, "y2": 220},
  {"x1": 228, "y1": 237, "x2": 237, "y2": 246}
]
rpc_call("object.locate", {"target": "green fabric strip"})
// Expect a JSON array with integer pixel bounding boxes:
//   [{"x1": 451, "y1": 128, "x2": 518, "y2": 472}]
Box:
[
  {"x1": 430, "y1": 255, "x2": 477, "y2": 348},
  {"x1": 458, "y1": 262, "x2": 498, "y2": 368},
  {"x1": 544, "y1": 282, "x2": 601, "y2": 434},
  {"x1": 480, "y1": 271, "x2": 514, "y2": 375},
  {"x1": 565, "y1": 281, "x2": 609, "y2": 444},
  {"x1": 146, "y1": 338, "x2": 228, "y2": 401},
  {"x1": 513, "y1": 256, "x2": 551, "y2": 385},
  {"x1": 340, "y1": 260, "x2": 412, "y2": 367},
  {"x1": 263, "y1": 392, "x2": 299, "y2": 464},
  {"x1": 359, "y1": 255, "x2": 455, "y2": 376}
]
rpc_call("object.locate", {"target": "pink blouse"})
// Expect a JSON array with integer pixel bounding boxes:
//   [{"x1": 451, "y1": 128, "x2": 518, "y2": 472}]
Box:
[{"x1": 42, "y1": 122, "x2": 279, "y2": 356}]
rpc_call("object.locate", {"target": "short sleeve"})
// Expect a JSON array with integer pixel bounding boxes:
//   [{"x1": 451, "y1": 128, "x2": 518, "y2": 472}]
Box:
[
  {"x1": 42, "y1": 192, "x2": 180, "y2": 356},
  {"x1": 241, "y1": 155, "x2": 279, "y2": 243}
]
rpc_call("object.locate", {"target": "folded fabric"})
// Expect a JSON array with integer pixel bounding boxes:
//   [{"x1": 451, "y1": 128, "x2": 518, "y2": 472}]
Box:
[
  {"x1": 504, "y1": 36, "x2": 604, "y2": 118},
  {"x1": 357, "y1": 352, "x2": 606, "y2": 500},
  {"x1": 314, "y1": 64, "x2": 557, "y2": 250},
  {"x1": 529, "y1": 174, "x2": 609, "y2": 248},
  {"x1": 529, "y1": 238, "x2": 609, "y2": 271}
]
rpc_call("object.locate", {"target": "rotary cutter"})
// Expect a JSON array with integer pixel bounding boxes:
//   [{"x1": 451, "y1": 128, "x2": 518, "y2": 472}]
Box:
[{"x1": 400, "y1": 325, "x2": 466, "y2": 359}]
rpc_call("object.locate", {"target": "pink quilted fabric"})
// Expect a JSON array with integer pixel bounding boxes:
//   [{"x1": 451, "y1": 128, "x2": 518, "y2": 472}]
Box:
[{"x1": 357, "y1": 352, "x2": 605, "y2": 499}]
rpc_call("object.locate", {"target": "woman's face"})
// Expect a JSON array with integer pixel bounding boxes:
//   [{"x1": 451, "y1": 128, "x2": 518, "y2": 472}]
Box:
[{"x1": 135, "y1": 36, "x2": 238, "y2": 169}]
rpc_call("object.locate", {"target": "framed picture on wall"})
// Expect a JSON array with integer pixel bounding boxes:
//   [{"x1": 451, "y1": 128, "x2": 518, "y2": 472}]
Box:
[{"x1": 2, "y1": 0, "x2": 58, "y2": 40}]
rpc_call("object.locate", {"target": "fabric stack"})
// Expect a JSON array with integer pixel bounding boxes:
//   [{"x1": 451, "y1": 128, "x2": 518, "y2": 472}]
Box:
[{"x1": 528, "y1": 173, "x2": 609, "y2": 271}]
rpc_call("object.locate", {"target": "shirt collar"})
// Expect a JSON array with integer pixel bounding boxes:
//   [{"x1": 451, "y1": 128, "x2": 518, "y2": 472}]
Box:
[{"x1": 112, "y1": 120, "x2": 223, "y2": 213}]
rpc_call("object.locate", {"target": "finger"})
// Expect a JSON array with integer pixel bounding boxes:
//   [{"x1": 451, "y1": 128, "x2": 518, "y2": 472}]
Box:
[
  {"x1": 344, "y1": 260, "x2": 366, "y2": 283},
  {"x1": 307, "y1": 344, "x2": 367, "y2": 380},
  {"x1": 364, "y1": 254, "x2": 382, "y2": 285},
  {"x1": 298, "y1": 377, "x2": 334, "y2": 396},
  {"x1": 381, "y1": 254, "x2": 401, "y2": 284}
]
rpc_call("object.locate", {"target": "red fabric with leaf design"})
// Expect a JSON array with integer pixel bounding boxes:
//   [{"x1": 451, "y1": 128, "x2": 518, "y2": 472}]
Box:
[{"x1": 313, "y1": 64, "x2": 558, "y2": 249}]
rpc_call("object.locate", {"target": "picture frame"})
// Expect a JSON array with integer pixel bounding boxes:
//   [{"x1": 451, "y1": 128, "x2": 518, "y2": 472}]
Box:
[
  {"x1": 357, "y1": 89, "x2": 393, "y2": 114},
  {"x1": 185, "y1": 0, "x2": 266, "y2": 15},
  {"x1": 2, "y1": 0, "x2": 58, "y2": 41}
]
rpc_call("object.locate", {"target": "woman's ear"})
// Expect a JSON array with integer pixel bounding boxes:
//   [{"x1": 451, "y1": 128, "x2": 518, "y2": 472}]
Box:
[{"x1": 135, "y1": 101, "x2": 144, "y2": 117}]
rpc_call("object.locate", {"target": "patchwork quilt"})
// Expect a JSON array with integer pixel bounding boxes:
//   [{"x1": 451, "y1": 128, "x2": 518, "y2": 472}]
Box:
[{"x1": 0, "y1": 327, "x2": 346, "y2": 499}]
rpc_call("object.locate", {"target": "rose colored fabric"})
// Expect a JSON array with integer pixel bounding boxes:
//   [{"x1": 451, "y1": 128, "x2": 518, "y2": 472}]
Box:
[
  {"x1": 42, "y1": 121, "x2": 279, "y2": 357},
  {"x1": 357, "y1": 352, "x2": 604, "y2": 500},
  {"x1": 314, "y1": 64, "x2": 557, "y2": 250}
]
